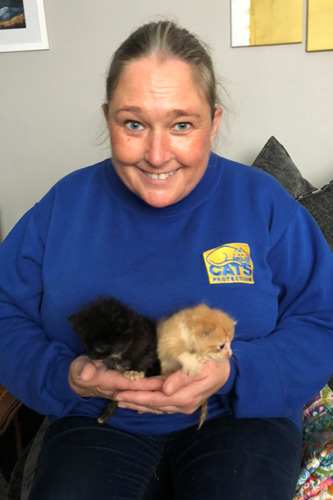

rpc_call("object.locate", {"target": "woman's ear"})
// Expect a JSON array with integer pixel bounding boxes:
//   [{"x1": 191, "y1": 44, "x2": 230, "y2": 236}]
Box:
[
  {"x1": 210, "y1": 107, "x2": 223, "y2": 144},
  {"x1": 102, "y1": 103, "x2": 109, "y2": 121}
]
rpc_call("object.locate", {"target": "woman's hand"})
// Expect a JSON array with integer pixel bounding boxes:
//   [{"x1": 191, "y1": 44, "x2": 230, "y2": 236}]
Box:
[
  {"x1": 115, "y1": 358, "x2": 231, "y2": 415},
  {"x1": 68, "y1": 355, "x2": 164, "y2": 399}
]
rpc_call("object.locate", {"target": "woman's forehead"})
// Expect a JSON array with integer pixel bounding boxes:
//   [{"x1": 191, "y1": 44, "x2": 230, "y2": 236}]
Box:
[{"x1": 109, "y1": 57, "x2": 209, "y2": 111}]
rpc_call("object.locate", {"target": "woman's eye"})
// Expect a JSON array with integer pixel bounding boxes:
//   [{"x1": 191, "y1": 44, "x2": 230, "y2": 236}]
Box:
[
  {"x1": 174, "y1": 122, "x2": 191, "y2": 132},
  {"x1": 125, "y1": 121, "x2": 143, "y2": 131}
]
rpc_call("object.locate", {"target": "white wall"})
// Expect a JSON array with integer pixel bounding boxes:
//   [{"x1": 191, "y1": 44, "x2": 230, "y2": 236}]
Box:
[{"x1": 1, "y1": 0, "x2": 332, "y2": 238}]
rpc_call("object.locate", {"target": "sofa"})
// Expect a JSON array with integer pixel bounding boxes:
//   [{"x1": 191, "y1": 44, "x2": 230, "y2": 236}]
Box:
[
  {"x1": 5, "y1": 136, "x2": 333, "y2": 499},
  {"x1": 252, "y1": 137, "x2": 333, "y2": 500}
]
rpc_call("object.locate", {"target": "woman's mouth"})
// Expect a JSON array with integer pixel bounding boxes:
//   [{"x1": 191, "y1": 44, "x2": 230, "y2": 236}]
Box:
[{"x1": 144, "y1": 170, "x2": 177, "y2": 180}]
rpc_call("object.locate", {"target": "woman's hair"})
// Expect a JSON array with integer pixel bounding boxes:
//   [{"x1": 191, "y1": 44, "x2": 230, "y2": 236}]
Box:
[{"x1": 105, "y1": 20, "x2": 220, "y2": 118}]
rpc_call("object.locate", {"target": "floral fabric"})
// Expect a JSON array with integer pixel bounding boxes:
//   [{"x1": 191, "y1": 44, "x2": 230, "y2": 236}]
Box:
[{"x1": 294, "y1": 384, "x2": 333, "y2": 500}]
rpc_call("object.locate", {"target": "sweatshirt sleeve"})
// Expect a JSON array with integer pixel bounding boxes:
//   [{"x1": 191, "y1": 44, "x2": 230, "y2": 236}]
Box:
[
  {"x1": 0, "y1": 195, "x2": 82, "y2": 416},
  {"x1": 224, "y1": 205, "x2": 333, "y2": 420}
]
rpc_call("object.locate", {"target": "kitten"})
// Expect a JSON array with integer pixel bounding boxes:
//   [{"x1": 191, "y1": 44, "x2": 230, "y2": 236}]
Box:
[
  {"x1": 69, "y1": 298, "x2": 235, "y2": 429},
  {"x1": 157, "y1": 303, "x2": 235, "y2": 428},
  {"x1": 68, "y1": 296, "x2": 160, "y2": 423}
]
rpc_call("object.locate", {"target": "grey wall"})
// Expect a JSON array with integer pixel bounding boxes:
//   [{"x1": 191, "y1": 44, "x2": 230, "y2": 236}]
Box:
[{"x1": 1, "y1": 0, "x2": 332, "y2": 237}]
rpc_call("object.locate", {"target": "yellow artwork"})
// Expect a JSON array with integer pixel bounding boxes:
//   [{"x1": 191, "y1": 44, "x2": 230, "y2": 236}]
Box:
[
  {"x1": 231, "y1": 0, "x2": 303, "y2": 47},
  {"x1": 307, "y1": 0, "x2": 333, "y2": 52}
]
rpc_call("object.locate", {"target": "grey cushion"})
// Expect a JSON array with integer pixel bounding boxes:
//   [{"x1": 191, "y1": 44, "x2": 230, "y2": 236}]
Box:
[
  {"x1": 252, "y1": 137, "x2": 332, "y2": 251},
  {"x1": 298, "y1": 181, "x2": 333, "y2": 251},
  {"x1": 252, "y1": 136, "x2": 317, "y2": 198}
]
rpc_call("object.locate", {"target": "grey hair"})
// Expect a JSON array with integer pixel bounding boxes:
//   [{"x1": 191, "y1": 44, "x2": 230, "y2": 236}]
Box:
[{"x1": 105, "y1": 20, "x2": 221, "y2": 118}]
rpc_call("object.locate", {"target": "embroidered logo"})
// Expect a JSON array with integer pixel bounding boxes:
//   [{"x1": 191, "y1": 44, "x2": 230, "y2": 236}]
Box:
[{"x1": 203, "y1": 243, "x2": 254, "y2": 284}]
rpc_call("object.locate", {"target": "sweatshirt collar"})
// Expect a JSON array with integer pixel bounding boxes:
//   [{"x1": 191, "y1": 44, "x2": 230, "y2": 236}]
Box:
[{"x1": 104, "y1": 153, "x2": 223, "y2": 218}]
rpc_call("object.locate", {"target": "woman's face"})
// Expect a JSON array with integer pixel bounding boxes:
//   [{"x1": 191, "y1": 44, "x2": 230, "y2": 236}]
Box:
[{"x1": 105, "y1": 56, "x2": 222, "y2": 208}]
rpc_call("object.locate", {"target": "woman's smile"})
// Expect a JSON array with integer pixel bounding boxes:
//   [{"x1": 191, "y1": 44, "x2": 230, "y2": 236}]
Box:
[
  {"x1": 139, "y1": 166, "x2": 180, "y2": 181},
  {"x1": 144, "y1": 169, "x2": 177, "y2": 181}
]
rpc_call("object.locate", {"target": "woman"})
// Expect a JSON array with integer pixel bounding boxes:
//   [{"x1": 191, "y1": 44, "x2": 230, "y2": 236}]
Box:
[{"x1": 0, "y1": 21, "x2": 332, "y2": 500}]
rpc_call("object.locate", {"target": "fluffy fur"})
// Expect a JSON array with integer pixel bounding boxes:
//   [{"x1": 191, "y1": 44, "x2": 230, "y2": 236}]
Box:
[
  {"x1": 69, "y1": 298, "x2": 235, "y2": 429},
  {"x1": 157, "y1": 303, "x2": 235, "y2": 428},
  {"x1": 68, "y1": 296, "x2": 160, "y2": 423}
]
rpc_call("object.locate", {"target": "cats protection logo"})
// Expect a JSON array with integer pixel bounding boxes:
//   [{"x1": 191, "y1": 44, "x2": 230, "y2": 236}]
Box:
[{"x1": 203, "y1": 243, "x2": 254, "y2": 284}]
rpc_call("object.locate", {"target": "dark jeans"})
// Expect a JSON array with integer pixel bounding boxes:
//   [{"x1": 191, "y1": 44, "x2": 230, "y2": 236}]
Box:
[{"x1": 28, "y1": 414, "x2": 302, "y2": 500}]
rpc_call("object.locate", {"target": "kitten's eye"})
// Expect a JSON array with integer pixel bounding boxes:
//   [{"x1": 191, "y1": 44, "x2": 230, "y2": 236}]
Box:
[
  {"x1": 218, "y1": 344, "x2": 225, "y2": 350},
  {"x1": 203, "y1": 329, "x2": 214, "y2": 337},
  {"x1": 94, "y1": 345, "x2": 109, "y2": 356}
]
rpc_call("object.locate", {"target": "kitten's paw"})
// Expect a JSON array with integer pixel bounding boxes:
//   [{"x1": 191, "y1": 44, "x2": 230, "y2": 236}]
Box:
[
  {"x1": 198, "y1": 354, "x2": 209, "y2": 364},
  {"x1": 182, "y1": 358, "x2": 204, "y2": 377},
  {"x1": 123, "y1": 370, "x2": 145, "y2": 380}
]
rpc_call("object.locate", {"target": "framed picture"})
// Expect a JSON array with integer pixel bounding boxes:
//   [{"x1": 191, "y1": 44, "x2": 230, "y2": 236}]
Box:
[
  {"x1": 0, "y1": 0, "x2": 48, "y2": 53},
  {"x1": 307, "y1": 0, "x2": 333, "y2": 52},
  {"x1": 231, "y1": 0, "x2": 303, "y2": 47}
]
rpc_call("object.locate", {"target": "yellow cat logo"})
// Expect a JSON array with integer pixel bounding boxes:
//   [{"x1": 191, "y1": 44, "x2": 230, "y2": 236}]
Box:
[{"x1": 203, "y1": 243, "x2": 254, "y2": 284}]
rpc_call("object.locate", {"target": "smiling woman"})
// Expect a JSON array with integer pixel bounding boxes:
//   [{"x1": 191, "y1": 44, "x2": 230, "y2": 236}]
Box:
[
  {"x1": 103, "y1": 57, "x2": 221, "y2": 207},
  {"x1": 0, "y1": 19, "x2": 333, "y2": 500}
]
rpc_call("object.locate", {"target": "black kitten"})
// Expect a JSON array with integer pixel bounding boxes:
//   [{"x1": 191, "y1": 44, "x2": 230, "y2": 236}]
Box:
[{"x1": 69, "y1": 296, "x2": 160, "y2": 423}]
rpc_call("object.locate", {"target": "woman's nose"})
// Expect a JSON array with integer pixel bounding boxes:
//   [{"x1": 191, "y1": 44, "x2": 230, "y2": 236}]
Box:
[{"x1": 144, "y1": 130, "x2": 172, "y2": 167}]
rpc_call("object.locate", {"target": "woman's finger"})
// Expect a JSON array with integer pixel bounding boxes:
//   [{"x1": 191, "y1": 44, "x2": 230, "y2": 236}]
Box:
[{"x1": 162, "y1": 369, "x2": 201, "y2": 396}]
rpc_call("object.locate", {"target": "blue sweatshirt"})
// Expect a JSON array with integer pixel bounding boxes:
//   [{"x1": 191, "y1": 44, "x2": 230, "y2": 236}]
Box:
[{"x1": 0, "y1": 153, "x2": 332, "y2": 434}]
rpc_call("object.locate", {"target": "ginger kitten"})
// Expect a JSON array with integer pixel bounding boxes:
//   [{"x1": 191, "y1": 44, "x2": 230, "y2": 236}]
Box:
[{"x1": 157, "y1": 303, "x2": 235, "y2": 428}]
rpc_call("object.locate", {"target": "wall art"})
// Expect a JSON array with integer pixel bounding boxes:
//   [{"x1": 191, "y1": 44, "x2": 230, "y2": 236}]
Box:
[
  {"x1": 231, "y1": 0, "x2": 303, "y2": 47},
  {"x1": 307, "y1": 0, "x2": 333, "y2": 51},
  {"x1": 0, "y1": 0, "x2": 48, "y2": 53}
]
